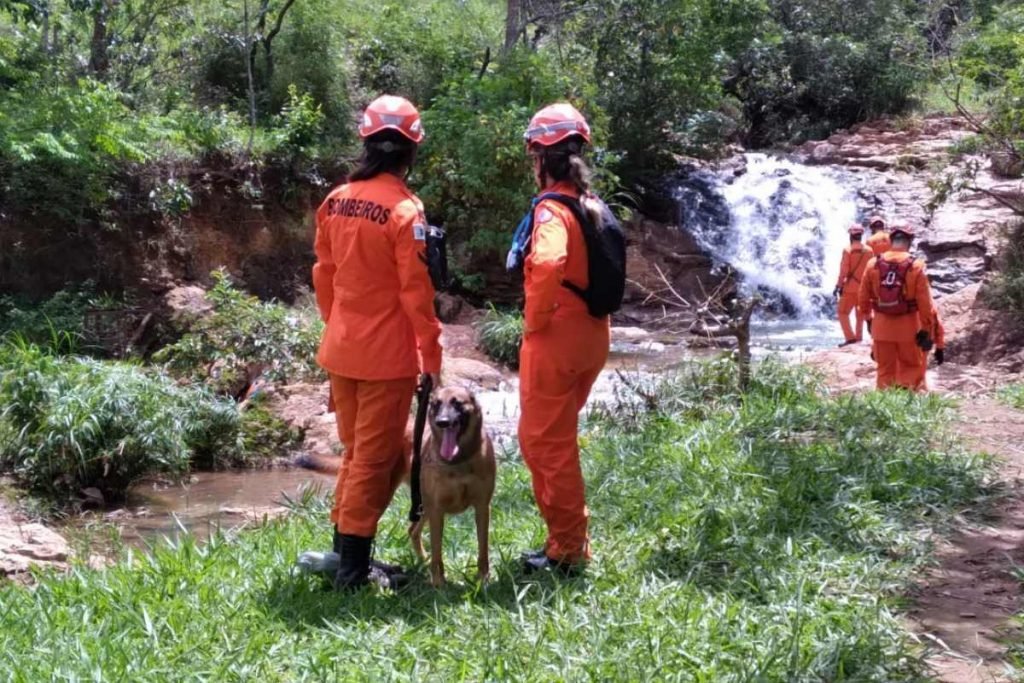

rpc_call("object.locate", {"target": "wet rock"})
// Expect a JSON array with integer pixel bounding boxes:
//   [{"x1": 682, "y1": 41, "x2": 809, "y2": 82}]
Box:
[
  {"x1": 434, "y1": 292, "x2": 464, "y2": 323},
  {"x1": 443, "y1": 357, "x2": 504, "y2": 390},
  {"x1": 623, "y1": 218, "x2": 720, "y2": 306},
  {"x1": 925, "y1": 256, "x2": 988, "y2": 295},
  {"x1": 610, "y1": 327, "x2": 650, "y2": 343},
  {"x1": 80, "y1": 487, "x2": 105, "y2": 509},
  {"x1": 264, "y1": 382, "x2": 338, "y2": 458}
]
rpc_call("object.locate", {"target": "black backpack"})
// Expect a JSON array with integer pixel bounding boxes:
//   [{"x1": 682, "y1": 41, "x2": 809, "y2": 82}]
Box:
[{"x1": 518, "y1": 194, "x2": 626, "y2": 318}]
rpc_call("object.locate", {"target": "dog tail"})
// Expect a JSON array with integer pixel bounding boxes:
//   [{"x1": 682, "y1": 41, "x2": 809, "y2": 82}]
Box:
[{"x1": 293, "y1": 452, "x2": 341, "y2": 475}]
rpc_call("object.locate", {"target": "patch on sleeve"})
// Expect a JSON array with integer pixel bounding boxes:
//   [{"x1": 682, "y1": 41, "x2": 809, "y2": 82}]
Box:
[
  {"x1": 536, "y1": 208, "x2": 554, "y2": 224},
  {"x1": 413, "y1": 223, "x2": 426, "y2": 241}
]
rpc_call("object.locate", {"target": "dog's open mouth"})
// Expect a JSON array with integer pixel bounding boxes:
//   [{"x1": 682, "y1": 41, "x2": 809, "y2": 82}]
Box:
[{"x1": 439, "y1": 420, "x2": 461, "y2": 461}]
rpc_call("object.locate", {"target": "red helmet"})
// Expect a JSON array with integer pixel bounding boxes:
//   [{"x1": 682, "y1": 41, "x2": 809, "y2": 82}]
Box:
[
  {"x1": 868, "y1": 215, "x2": 887, "y2": 231},
  {"x1": 848, "y1": 223, "x2": 865, "y2": 236},
  {"x1": 524, "y1": 103, "x2": 591, "y2": 147},
  {"x1": 890, "y1": 223, "x2": 915, "y2": 238},
  {"x1": 359, "y1": 95, "x2": 424, "y2": 143}
]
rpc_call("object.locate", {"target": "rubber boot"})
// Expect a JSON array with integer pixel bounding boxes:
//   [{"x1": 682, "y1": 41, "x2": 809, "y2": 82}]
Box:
[
  {"x1": 334, "y1": 533, "x2": 372, "y2": 590},
  {"x1": 333, "y1": 528, "x2": 410, "y2": 590},
  {"x1": 334, "y1": 528, "x2": 408, "y2": 587},
  {"x1": 520, "y1": 548, "x2": 583, "y2": 578}
]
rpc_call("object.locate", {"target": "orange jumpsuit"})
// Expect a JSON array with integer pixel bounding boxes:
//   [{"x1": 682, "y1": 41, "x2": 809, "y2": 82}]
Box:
[
  {"x1": 866, "y1": 231, "x2": 892, "y2": 257},
  {"x1": 312, "y1": 173, "x2": 442, "y2": 537},
  {"x1": 914, "y1": 313, "x2": 945, "y2": 391},
  {"x1": 836, "y1": 241, "x2": 871, "y2": 342},
  {"x1": 518, "y1": 181, "x2": 610, "y2": 564},
  {"x1": 858, "y1": 249, "x2": 934, "y2": 391}
]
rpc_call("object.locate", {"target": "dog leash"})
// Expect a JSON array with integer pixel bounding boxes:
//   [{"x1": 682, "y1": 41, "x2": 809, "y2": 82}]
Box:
[{"x1": 408, "y1": 373, "x2": 433, "y2": 524}]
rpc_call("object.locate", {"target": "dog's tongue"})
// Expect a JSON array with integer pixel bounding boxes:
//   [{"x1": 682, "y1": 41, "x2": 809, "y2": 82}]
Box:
[{"x1": 440, "y1": 426, "x2": 459, "y2": 461}]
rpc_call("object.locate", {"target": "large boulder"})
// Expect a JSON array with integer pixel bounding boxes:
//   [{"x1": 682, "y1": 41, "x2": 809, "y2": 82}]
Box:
[
  {"x1": 443, "y1": 357, "x2": 504, "y2": 391},
  {"x1": 0, "y1": 504, "x2": 69, "y2": 578}
]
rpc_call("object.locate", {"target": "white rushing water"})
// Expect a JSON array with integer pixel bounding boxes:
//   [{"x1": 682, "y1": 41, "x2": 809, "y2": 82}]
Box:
[{"x1": 674, "y1": 153, "x2": 859, "y2": 319}]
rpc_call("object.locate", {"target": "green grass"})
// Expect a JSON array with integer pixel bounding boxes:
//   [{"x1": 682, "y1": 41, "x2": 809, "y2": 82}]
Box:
[
  {"x1": 0, "y1": 360, "x2": 991, "y2": 681},
  {"x1": 998, "y1": 382, "x2": 1024, "y2": 410},
  {"x1": 476, "y1": 305, "x2": 524, "y2": 369}
]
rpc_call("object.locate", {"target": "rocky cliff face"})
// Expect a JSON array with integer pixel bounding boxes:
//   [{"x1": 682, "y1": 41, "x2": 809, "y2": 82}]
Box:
[
  {"x1": 795, "y1": 116, "x2": 1017, "y2": 295},
  {"x1": 795, "y1": 115, "x2": 1024, "y2": 368}
]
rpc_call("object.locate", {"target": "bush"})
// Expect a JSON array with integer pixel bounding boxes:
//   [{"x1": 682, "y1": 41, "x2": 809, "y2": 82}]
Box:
[
  {"x1": 0, "y1": 286, "x2": 95, "y2": 352},
  {"x1": 476, "y1": 305, "x2": 523, "y2": 369},
  {"x1": 727, "y1": 0, "x2": 927, "y2": 147},
  {"x1": 237, "y1": 395, "x2": 304, "y2": 466},
  {"x1": 581, "y1": 0, "x2": 764, "y2": 172},
  {"x1": 985, "y1": 221, "x2": 1024, "y2": 319},
  {"x1": 0, "y1": 342, "x2": 241, "y2": 499},
  {"x1": 155, "y1": 271, "x2": 324, "y2": 392},
  {"x1": 417, "y1": 49, "x2": 614, "y2": 289}
]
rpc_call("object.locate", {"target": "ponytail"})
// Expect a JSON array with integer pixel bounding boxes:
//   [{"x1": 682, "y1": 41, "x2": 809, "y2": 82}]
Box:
[
  {"x1": 536, "y1": 135, "x2": 600, "y2": 224},
  {"x1": 537, "y1": 136, "x2": 592, "y2": 196}
]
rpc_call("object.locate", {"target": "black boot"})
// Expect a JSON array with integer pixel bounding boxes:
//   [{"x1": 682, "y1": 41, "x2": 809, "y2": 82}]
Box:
[
  {"x1": 520, "y1": 548, "x2": 583, "y2": 578},
  {"x1": 333, "y1": 527, "x2": 343, "y2": 555},
  {"x1": 333, "y1": 529, "x2": 410, "y2": 590},
  {"x1": 334, "y1": 534, "x2": 372, "y2": 590}
]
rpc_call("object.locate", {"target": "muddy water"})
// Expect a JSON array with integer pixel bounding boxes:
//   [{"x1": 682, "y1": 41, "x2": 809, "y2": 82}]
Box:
[
  {"x1": 103, "y1": 469, "x2": 330, "y2": 546},
  {"x1": 101, "y1": 325, "x2": 840, "y2": 546}
]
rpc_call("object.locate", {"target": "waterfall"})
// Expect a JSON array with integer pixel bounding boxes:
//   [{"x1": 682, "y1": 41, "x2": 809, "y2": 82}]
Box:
[{"x1": 672, "y1": 153, "x2": 859, "y2": 318}]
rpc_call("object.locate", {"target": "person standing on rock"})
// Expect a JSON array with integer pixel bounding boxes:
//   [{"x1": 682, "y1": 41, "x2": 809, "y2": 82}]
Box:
[
  {"x1": 834, "y1": 223, "x2": 871, "y2": 346},
  {"x1": 311, "y1": 95, "x2": 442, "y2": 590},
  {"x1": 516, "y1": 103, "x2": 611, "y2": 576},
  {"x1": 858, "y1": 224, "x2": 935, "y2": 390},
  {"x1": 866, "y1": 215, "x2": 891, "y2": 257}
]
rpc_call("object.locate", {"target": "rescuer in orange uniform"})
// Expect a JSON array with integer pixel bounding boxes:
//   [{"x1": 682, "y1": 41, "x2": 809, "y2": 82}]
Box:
[
  {"x1": 858, "y1": 224, "x2": 935, "y2": 390},
  {"x1": 517, "y1": 104, "x2": 610, "y2": 575},
  {"x1": 834, "y1": 223, "x2": 871, "y2": 346},
  {"x1": 866, "y1": 215, "x2": 892, "y2": 257},
  {"x1": 312, "y1": 95, "x2": 442, "y2": 590}
]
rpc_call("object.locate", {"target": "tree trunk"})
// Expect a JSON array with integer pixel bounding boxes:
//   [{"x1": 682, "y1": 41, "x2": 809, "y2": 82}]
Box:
[
  {"x1": 40, "y1": 2, "x2": 50, "y2": 54},
  {"x1": 504, "y1": 0, "x2": 523, "y2": 52},
  {"x1": 89, "y1": 1, "x2": 112, "y2": 77},
  {"x1": 244, "y1": 0, "x2": 257, "y2": 157}
]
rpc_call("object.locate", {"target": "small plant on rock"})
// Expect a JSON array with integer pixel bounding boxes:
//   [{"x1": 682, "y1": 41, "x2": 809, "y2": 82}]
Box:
[{"x1": 476, "y1": 305, "x2": 523, "y2": 369}]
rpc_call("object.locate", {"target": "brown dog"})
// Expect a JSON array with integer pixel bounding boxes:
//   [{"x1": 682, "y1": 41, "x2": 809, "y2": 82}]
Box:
[
  {"x1": 409, "y1": 385, "x2": 496, "y2": 586},
  {"x1": 296, "y1": 385, "x2": 495, "y2": 587}
]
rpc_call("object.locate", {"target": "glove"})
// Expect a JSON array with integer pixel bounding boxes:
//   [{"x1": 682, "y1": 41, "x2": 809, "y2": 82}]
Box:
[
  {"x1": 935, "y1": 348, "x2": 944, "y2": 365},
  {"x1": 915, "y1": 330, "x2": 934, "y2": 351},
  {"x1": 832, "y1": 286, "x2": 841, "y2": 298}
]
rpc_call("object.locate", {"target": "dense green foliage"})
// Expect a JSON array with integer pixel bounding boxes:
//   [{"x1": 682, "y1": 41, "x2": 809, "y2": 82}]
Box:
[
  {"x1": 955, "y1": 3, "x2": 1024, "y2": 152},
  {"x1": 0, "y1": 361, "x2": 990, "y2": 679},
  {"x1": 4, "y1": 0, "x2": 997, "y2": 295},
  {"x1": 0, "y1": 284, "x2": 100, "y2": 351},
  {"x1": 155, "y1": 271, "x2": 324, "y2": 391},
  {"x1": 0, "y1": 342, "x2": 240, "y2": 499},
  {"x1": 984, "y1": 221, "x2": 1024, "y2": 318}
]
